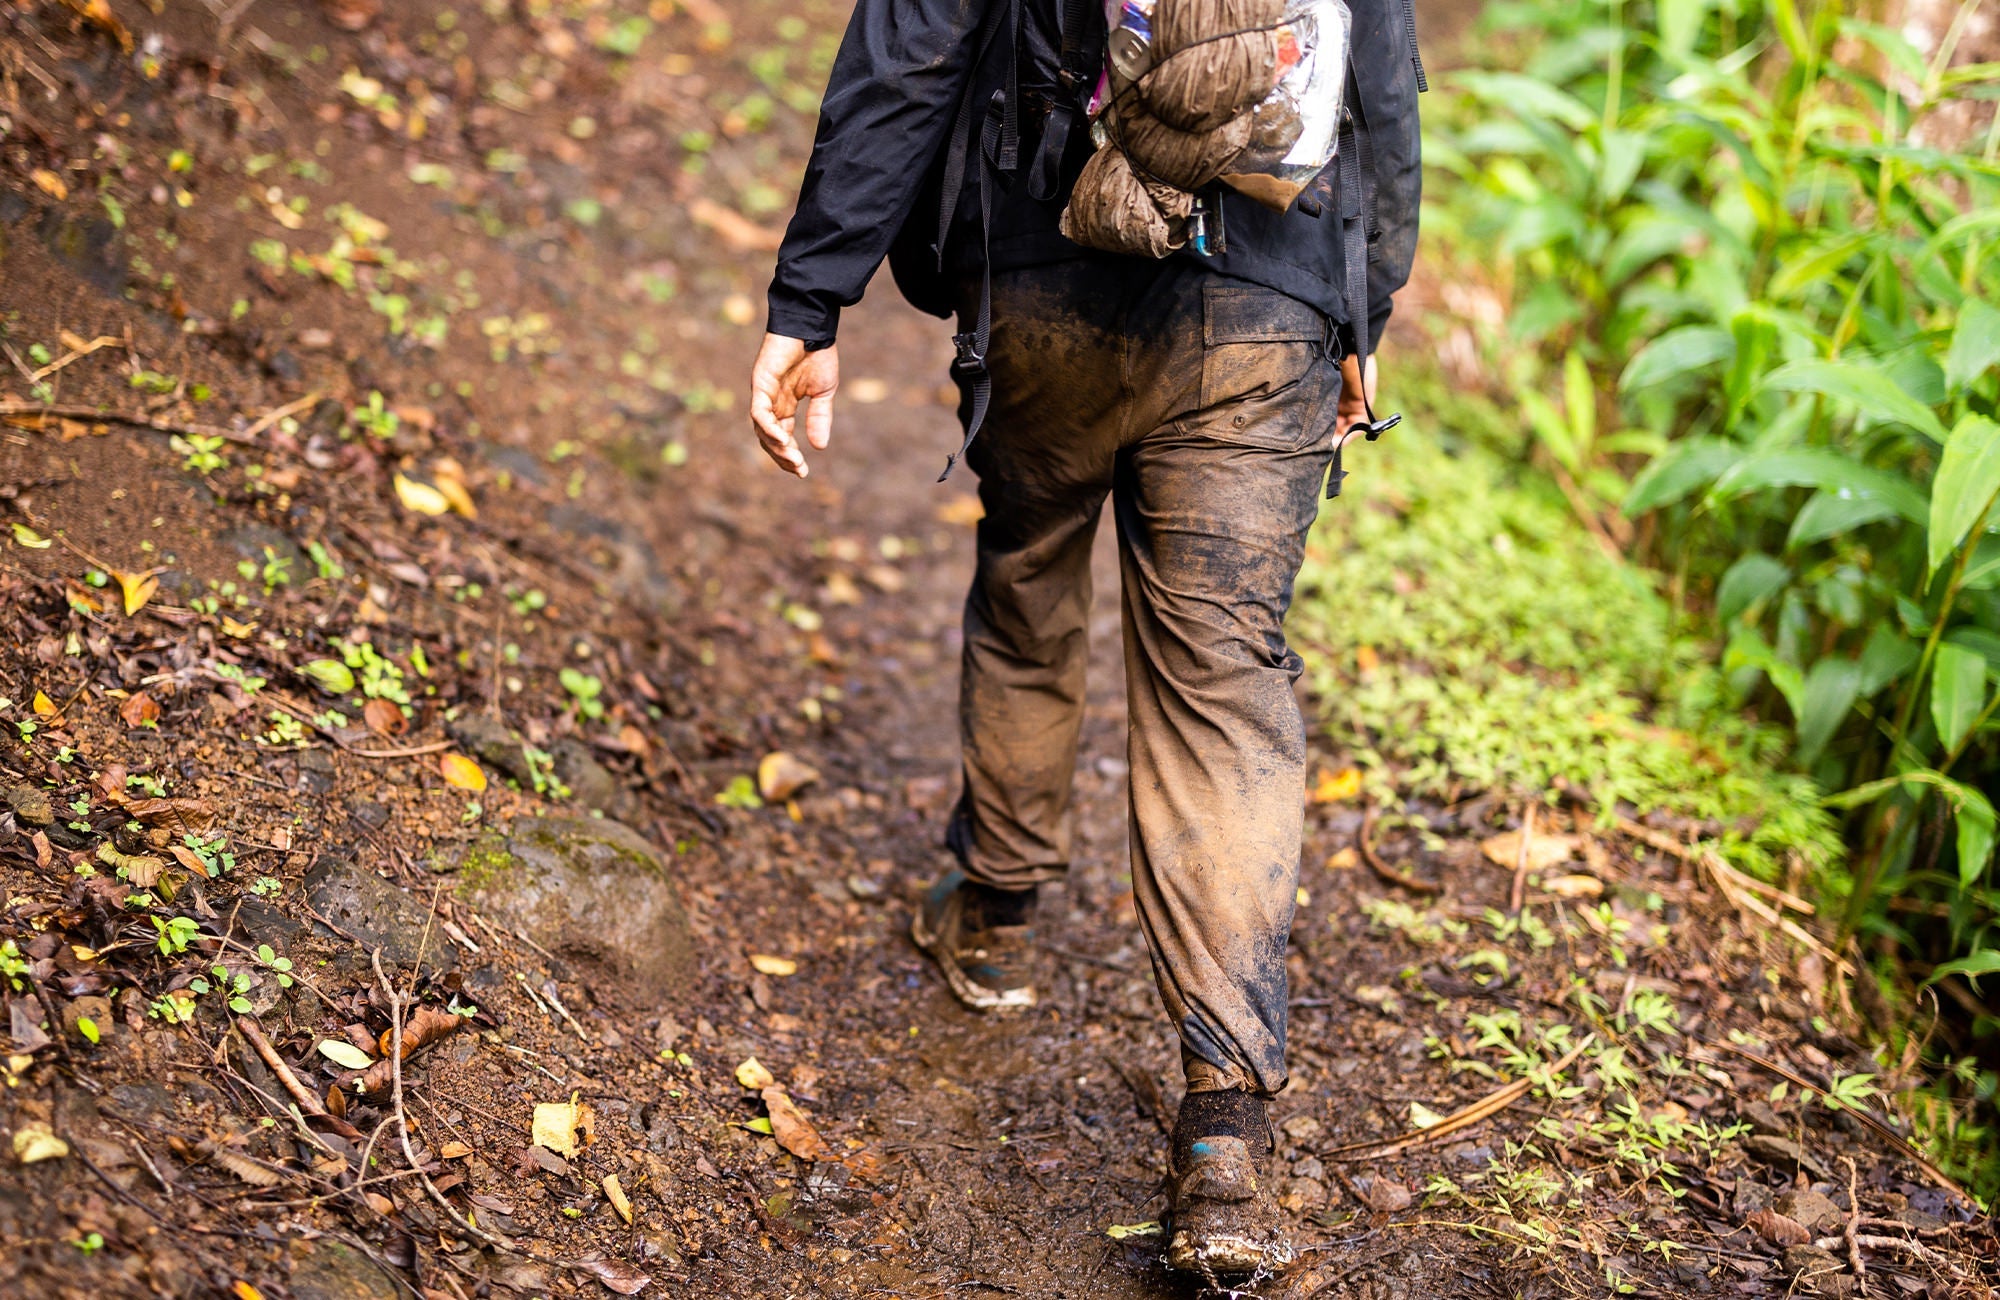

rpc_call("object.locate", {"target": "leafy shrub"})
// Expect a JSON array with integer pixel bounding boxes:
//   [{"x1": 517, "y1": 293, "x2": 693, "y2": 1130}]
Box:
[{"x1": 1418, "y1": 0, "x2": 2000, "y2": 1196}]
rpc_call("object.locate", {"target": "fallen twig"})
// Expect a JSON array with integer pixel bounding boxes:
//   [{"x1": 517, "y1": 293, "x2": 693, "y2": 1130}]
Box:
[
  {"x1": 1701, "y1": 1038, "x2": 1971, "y2": 1206},
  {"x1": 0, "y1": 400, "x2": 258, "y2": 444},
  {"x1": 1617, "y1": 815, "x2": 1849, "y2": 973},
  {"x1": 241, "y1": 389, "x2": 324, "y2": 439},
  {"x1": 1358, "y1": 804, "x2": 1441, "y2": 896},
  {"x1": 29, "y1": 333, "x2": 124, "y2": 381},
  {"x1": 1326, "y1": 1038, "x2": 1592, "y2": 1161},
  {"x1": 234, "y1": 1016, "x2": 364, "y2": 1140}
]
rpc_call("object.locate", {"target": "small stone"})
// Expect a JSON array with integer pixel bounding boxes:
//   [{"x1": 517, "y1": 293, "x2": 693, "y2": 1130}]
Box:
[
  {"x1": 1281, "y1": 1114, "x2": 1323, "y2": 1142},
  {"x1": 1743, "y1": 1134, "x2": 1831, "y2": 1181},
  {"x1": 289, "y1": 1238, "x2": 404, "y2": 1300},
  {"x1": 305, "y1": 857, "x2": 458, "y2": 973},
  {"x1": 1774, "y1": 1189, "x2": 1845, "y2": 1233},
  {"x1": 2, "y1": 779, "x2": 54, "y2": 827},
  {"x1": 1781, "y1": 1244, "x2": 1854, "y2": 1297}
]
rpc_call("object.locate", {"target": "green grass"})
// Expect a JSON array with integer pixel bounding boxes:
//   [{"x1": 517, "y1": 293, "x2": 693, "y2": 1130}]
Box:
[{"x1": 1292, "y1": 370, "x2": 1841, "y2": 881}]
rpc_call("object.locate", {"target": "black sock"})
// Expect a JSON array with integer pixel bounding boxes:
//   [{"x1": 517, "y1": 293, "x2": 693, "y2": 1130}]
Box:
[
  {"x1": 964, "y1": 880, "x2": 1037, "y2": 927},
  {"x1": 1174, "y1": 1088, "x2": 1272, "y2": 1167}
]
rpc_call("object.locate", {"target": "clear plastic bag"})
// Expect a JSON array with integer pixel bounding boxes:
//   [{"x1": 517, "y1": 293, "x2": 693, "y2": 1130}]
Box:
[{"x1": 1089, "y1": 0, "x2": 1350, "y2": 212}]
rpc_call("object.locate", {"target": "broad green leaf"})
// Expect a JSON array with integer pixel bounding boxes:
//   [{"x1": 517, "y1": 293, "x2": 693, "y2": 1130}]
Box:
[
  {"x1": 1761, "y1": 359, "x2": 1948, "y2": 443},
  {"x1": 1857, "y1": 626, "x2": 1920, "y2": 697},
  {"x1": 1624, "y1": 438, "x2": 1736, "y2": 515},
  {"x1": 1604, "y1": 216, "x2": 1698, "y2": 287},
  {"x1": 1786, "y1": 488, "x2": 1898, "y2": 549},
  {"x1": 1562, "y1": 349, "x2": 1596, "y2": 451},
  {"x1": 1723, "y1": 629, "x2": 1804, "y2": 717},
  {"x1": 1794, "y1": 657, "x2": 1861, "y2": 766},
  {"x1": 1925, "y1": 949, "x2": 2000, "y2": 988},
  {"x1": 1945, "y1": 298, "x2": 2000, "y2": 397},
  {"x1": 1520, "y1": 390, "x2": 1581, "y2": 474},
  {"x1": 1708, "y1": 448, "x2": 1928, "y2": 525},
  {"x1": 1596, "y1": 128, "x2": 1646, "y2": 205},
  {"x1": 1656, "y1": 0, "x2": 1711, "y2": 57},
  {"x1": 1963, "y1": 536, "x2": 2000, "y2": 591},
  {"x1": 1456, "y1": 72, "x2": 1597, "y2": 131},
  {"x1": 1945, "y1": 627, "x2": 2000, "y2": 681},
  {"x1": 298, "y1": 659, "x2": 357, "y2": 695},
  {"x1": 1766, "y1": 231, "x2": 1874, "y2": 300},
  {"x1": 1945, "y1": 779, "x2": 1997, "y2": 887},
  {"x1": 1927, "y1": 415, "x2": 2000, "y2": 578},
  {"x1": 1931, "y1": 643, "x2": 1989, "y2": 753},
  {"x1": 1716, "y1": 553, "x2": 1791, "y2": 625},
  {"x1": 1619, "y1": 326, "x2": 1734, "y2": 392}
]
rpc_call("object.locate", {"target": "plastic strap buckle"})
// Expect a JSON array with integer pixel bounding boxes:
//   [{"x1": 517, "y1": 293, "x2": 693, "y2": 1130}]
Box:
[{"x1": 951, "y1": 332, "x2": 987, "y2": 377}]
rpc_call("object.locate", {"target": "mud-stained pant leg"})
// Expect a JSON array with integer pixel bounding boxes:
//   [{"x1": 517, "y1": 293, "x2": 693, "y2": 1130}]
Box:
[
  {"x1": 1116, "y1": 282, "x2": 1339, "y2": 1096},
  {"x1": 951, "y1": 270, "x2": 1130, "y2": 891}
]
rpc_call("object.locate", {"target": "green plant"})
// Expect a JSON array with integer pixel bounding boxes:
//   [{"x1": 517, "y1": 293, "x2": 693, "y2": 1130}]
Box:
[
  {"x1": 179, "y1": 833, "x2": 236, "y2": 878},
  {"x1": 559, "y1": 668, "x2": 605, "y2": 720},
  {"x1": 349, "y1": 390, "x2": 400, "y2": 440},
  {"x1": 171, "y1": 433, "x2": 227, "y2": 474},
  {"x1": 151, "y1": 915, "x2": 200, "y2": 956},
  {"x1": 189, "y1": 963, "x2": 254, "y2": 1014},
  {"x1": 237, "y1": 547, "x2": 292, "y2": 592},
  {"x1": 1, "y1": 938, "x2": 27, "y2": 991},
  {"x1": 1424, "y1": 0, "x2": 2000, "y2": 1199}
]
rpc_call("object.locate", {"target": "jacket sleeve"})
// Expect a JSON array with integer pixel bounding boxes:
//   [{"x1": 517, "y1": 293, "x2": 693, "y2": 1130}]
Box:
[
  {"x1": 1351, "y1": 0, "x2": 1422, "y2": 354},
  {"x1": 766, "y1": 0, "x2": 990, "y2": 348}
]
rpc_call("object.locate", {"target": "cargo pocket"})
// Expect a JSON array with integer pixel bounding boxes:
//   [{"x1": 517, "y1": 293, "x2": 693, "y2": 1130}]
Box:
[{"x1": 1193, "y1": 282, "x2": 1333, "y2": 450}]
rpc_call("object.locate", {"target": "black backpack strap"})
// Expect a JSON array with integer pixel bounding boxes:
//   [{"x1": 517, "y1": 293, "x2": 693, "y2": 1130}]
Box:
[
  {"x1": 936, "y1": 0, "x2": 1022, "y2": 272},
  {"x1": 941, "y1": 92, "x2": 1008, "y2": 482},
  {"x1": 1028, "y1": 0, "x2": 1102, "y2": 201},
  {"x1": 1402, "y1": 0, "x2": 1429, "y2": 93},
  {"x1": 1326, "y1": 78, "x2": 1400, "y2": 500}
]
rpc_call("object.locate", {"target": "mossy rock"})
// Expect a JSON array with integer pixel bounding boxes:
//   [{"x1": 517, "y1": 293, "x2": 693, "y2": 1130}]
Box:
[{"x1": 454, "y1": 815, "x2": 695, "y2": 989}]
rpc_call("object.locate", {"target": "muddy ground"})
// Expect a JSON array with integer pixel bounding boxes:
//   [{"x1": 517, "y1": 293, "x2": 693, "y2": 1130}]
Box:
[{"x1": 1, "y1": 2, "x2": 1996, "y2": 1298}]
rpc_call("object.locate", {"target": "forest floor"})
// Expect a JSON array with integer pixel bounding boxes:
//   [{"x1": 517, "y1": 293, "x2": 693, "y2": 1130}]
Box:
[{"x1": 1, "y1": 2, "x2": 1996, "y2": 1298}]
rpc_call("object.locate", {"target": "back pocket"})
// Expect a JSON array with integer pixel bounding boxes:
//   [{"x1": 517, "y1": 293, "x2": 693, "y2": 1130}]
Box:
[{"x1": 1195, "y1": 282, "x2": 1331, "y2": 450}]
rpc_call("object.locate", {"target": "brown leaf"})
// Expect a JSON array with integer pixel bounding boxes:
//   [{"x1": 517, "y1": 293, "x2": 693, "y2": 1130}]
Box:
[
  {"x1": 1744, "y1": 1208, "x2": 1811, "y2": 1248},
  {"x1": 121, "y1": 797, "x2": 216, "y2": 834},
  {"x1": 30, "y1": 169, "x2": 68, "y2": 200},
  {"x1": 62, "y1": 0, "x2": 132, "y2": 51},
  {"x1": 760, "y1": 1086, "x2": 835, "y2": 1162},
  {"x1": 326, "y1": 1084, "x2": 347, "y2": 1119},
  {"x1": 1479, "y1": 830, "x2": 1579, "y2": 874},
  {"x1": 362, "y1": 698, "x2": 408, "y2": 738},
  {"x1": 756, "y1": 751, "x2": 820, "y2": 803},
  {"x1": 357, "y1": 1006, "x2": 464, "y2": 1092},
  {"x1": 120, "y1": 692, "x2": 160, "y2": 728},
  {"x1": 574, "y1": 1257, "x2": 651, "y2": 1295},
  {"x1": 603, "y1": 1173, "x2": 634, "y2": 1224},
  {"x1": 1356, "y1": 1175, "x2": 1411, "y2": 1213},
  {"x1": 209, "y1": 1145, "x2": 284, "y2": 1187}
]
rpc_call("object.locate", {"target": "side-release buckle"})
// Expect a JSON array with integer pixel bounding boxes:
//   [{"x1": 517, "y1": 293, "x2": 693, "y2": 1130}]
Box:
[{"x1": 951, "y1": 332, "x2": 987, "y2": 377}]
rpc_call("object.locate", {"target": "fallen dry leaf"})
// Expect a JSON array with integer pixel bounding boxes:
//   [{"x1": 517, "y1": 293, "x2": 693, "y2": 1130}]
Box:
[
  {"x1": 431, "y1": 458, "x2": 477, "y2": 518},
  {"x1": 1479, "y1": 830, "x2": 1579, "y2": 874},
  {"x1": 362, "y1": 698, "x2": 408, "y2": 738},
  {"x1": 1311, "y1": 766, "x2": 1362, "y2": 803},
  {"x1": 935, "y1": 494, "x2": 985, "y2": 527},
  {"x1": 603, "y1": 1173, "x2": 634, "y2": 1224},
  {"x1": 1356, "y1": 1175, "x2": 1411, "y2": 1213},
  {"x1": 356, "y1": 1006, "x2": 466, "y2": 1092},
  {"x1": 31, "y1": 690, "x2": 57, "y2": 717},
  {"x1": 440, "y1": 1140, "x2": 474, "y2": 1160},
  {"x1": 1744, "y1": 1207, "x2": 1810, "y2": 1247},
  {"x1": 532, "y1": 1096, "x2": 596, "y2": 1158},
  {"x1": 13, "y1": 1122, "x2": 69, "y2": 1164},
  {"x1": 31, "y1": 169, "x2": 68, "y2": 200},
  {"x1": 749, "y1": 953, "x2": 797, "y2": 977},
  {"x1": 760, "y1": 1086, "x2": 835, "y2": 1162},
  {"x1": 846, "y1": 378, "x2": 890, "y2": 404},
  {"x1": 1355, "y1": 644, "x2": 1381, "y2": 673},
  {"x1": 736, "y1": 1057, "x2": 776, "y2": 1090},
  {"x1": 1542, "y1": 873, "x2": 1605, "y2": 899},
  {"x1": 440, "y1": 752, "x2": 487, "y2": 791},
  {"x1": 112, "y1": 568, "x2": 160, "y2": 616},
  {"x1": 62, "y1": 0, "x2": 132, "y2": 50},
  {"x1": 393, "y1": 473, "x2": 451, "y2": 516},
  {"x1": 574, "y1": 1257, "x2": 651, "y2": 1295},
  {"x1": 757, "y1": 751, "x2": 820, "y2": 802}
]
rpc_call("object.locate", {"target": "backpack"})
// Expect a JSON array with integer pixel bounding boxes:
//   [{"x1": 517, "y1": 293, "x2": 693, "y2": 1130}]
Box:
[{"x1": 888, "y1": 0, "x2": 1426, "y2": 480}]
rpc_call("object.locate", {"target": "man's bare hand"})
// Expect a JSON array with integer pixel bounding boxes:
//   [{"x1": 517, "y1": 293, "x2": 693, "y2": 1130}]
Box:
[
  {"x1": 1334, "y1": 352, "x2": 1380, "y2": 440},
  {"x1": 750, "y1": 333, "x2": 839, "y2": 478}
]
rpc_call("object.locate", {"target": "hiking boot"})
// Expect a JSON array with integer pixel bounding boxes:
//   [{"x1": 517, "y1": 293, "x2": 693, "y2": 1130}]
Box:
[
  {"x1": 1166, "y1": 1089, "x2": 1295, "y2": 1278},
  {"x1": 909, "y1": 869, "x2": 1037, "y2": 1011}
]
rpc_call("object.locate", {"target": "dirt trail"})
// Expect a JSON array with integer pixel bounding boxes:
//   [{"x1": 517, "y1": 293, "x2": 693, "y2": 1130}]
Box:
[{"x1": 1, "y1": 3, "x2": 1995, "y2": 1299}]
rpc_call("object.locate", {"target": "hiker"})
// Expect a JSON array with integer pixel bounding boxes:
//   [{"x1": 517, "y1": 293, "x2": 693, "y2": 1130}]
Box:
[{"x1": 749, "y1": 0, "x2": 1422, "y2": 1276}]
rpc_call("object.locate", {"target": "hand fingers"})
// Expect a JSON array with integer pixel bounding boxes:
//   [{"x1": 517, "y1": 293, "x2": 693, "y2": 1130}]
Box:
[
  {"x1": 751, "y1": 404, "x2": 809, "y2": 478},
  {"x1": 802, "y1": 390, "x2": 833, "y2": 451}
]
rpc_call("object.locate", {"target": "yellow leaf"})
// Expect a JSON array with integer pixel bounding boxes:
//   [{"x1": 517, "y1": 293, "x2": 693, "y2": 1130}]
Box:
[
  {"x1": 532, "y1": 1096, "x2": 595, "y2": 1157},
  {"x1": 756, "y1": 751, "x2": 820, "y2": 802},
  {"x1": 12, "y1": 1122, "x2": 69, "y2": 1164},
  {"x1": 603, "y1": 1173, "x2": 634, "y2": 1225},
  {"x1": 393, "y1": 474, "x2": 451, "y2": 516},
  {"x1": 233, "y1": 1282, "x2": 265, "y2": 1300},
  {"x1": 112, "y1": 568, "x2": 159, "y2": 616},
  {"x1": 735, "y1": 1057, "x2": 776, "y2": 1090},
  {"x1": 439, "y1": 752, "x2": 487, "y2": 791},
  {"x1": 10, "y1": 523, "x2": 52, "y2": 549},
  {"x1": 1105, "y1": 1222, "x2": 1161, "y2": 1240},
  {"x1": 220, "y1": 616, "x2": 256, "y2": 639},
  {"x1": 748, "y1": 953, "x2": 797, "y2": 977},
  {"x1": 31, "y1": 691, "x2": 57, "y2": 717},
  {"x1": 431, "y1": 460, "x2": 477, "y2": 518},
  {"x1": 935, "y1": 493, "x2": 985, "y2": 526},
  {"x1": 1356, "y1": 645, "x2": 1380, "y2": 674},
  {"x1": 31, "y1": 169, "x2": 68, "y2": 200},
  {"x1": 1311, "y1": 766, "x2": 1362, "y2": 804}
]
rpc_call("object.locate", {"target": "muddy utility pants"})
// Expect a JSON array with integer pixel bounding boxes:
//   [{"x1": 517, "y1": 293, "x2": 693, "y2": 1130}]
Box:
[{"x1": 950, "y1": 257, "x2": 1345, "y2": 1097}]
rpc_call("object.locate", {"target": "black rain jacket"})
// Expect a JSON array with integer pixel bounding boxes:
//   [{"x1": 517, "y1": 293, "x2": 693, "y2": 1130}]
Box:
[{"x1": 766, "y1": 0, "x2": 1422, "y2": 354}]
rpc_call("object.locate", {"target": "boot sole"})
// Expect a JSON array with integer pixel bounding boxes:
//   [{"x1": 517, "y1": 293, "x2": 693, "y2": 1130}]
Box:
[
  {"x1": 1165, "y1": 1229, "x2": 1295, "y2": 1277},
  {"x1": 909, "y1": 908, "x2": 1036, "y2": 1012}
]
